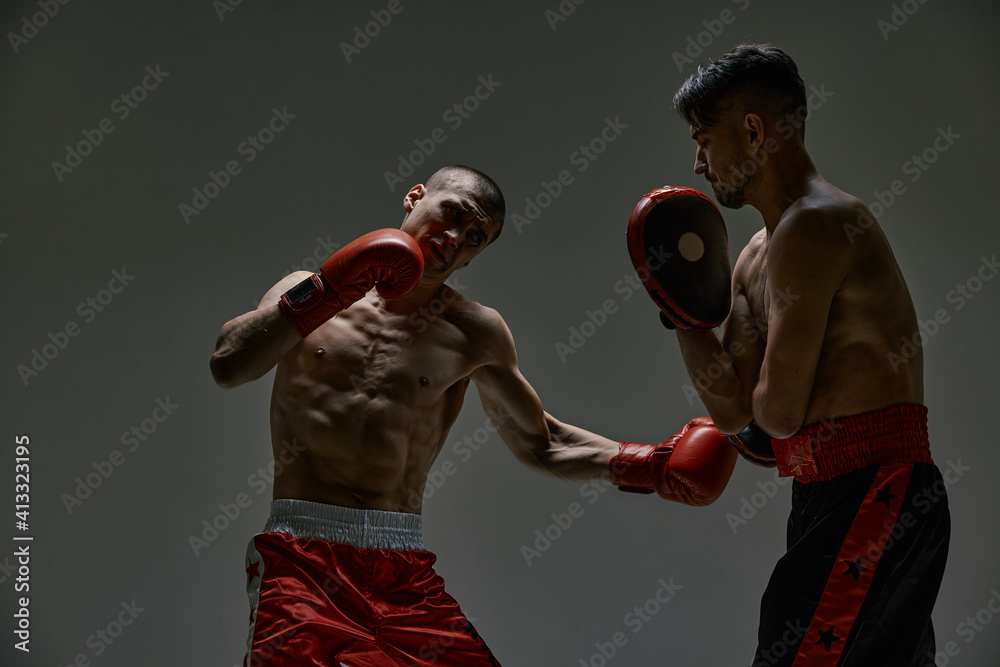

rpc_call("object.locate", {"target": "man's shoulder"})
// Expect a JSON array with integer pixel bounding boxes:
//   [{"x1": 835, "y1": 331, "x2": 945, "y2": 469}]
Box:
[
  {"x1": 768, "y1": 186, "x2": 865, "y2": 283},
  {"x1": 781, "y1": 185, "x2": 865, "y2": 234},
  {"x1": 775, "y1": 187, "x2": 867, "y2": 255},
  {"x1": 439, "y1": 292, "x2": 516, "y2": 373},
  {"x1": 440, "y1": 289, "x2": 508, "y2": 340}
]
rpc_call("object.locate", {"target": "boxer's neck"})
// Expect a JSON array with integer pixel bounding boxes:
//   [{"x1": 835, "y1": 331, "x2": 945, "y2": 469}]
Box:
[{"x1": 750, "y1": 145, "x2": 819, "y2": 233}]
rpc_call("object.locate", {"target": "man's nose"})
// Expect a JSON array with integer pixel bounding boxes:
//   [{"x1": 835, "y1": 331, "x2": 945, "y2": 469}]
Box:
[{"x1": 694, "y1": 149, "x2": 707, "y2": 175}]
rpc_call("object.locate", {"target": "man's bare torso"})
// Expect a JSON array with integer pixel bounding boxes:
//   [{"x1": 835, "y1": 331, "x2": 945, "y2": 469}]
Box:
[
  {"x1": 736, "y1": 181, "x2": 923, "y2": 427},
  {"x1": 268, "y1": 285, "x2": 493, "y2": 513}
]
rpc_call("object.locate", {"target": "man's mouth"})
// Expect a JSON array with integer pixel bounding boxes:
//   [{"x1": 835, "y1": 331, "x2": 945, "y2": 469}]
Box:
[{"x1": 428, "y1": 240, "x2": 446, "y2": 263}]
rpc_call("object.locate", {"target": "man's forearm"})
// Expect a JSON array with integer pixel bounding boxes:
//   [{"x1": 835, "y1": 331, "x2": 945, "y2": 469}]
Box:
[
  {"x1": 675, "y1": 329, "x2": 753, "y2": 433},
  {"x1": 538, "y1": 413, "x2": 618, "y2": 483},
  {"x1": 210, "y1": 306, "x2": 301, "y2": 388}
]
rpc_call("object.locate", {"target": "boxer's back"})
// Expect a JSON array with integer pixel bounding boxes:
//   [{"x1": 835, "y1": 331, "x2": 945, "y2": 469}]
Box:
[
  {"x1": 744, "y1": 181, "x2": 923, "y2": 426},
  {"x1": 268, "y1": 284, "x2": 494, "y2": 513}
]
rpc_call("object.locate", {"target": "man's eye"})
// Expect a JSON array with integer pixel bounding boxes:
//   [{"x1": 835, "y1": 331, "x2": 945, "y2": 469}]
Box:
[{"x1": 471, "y1": 231, "x2": 484, "y2": 244}]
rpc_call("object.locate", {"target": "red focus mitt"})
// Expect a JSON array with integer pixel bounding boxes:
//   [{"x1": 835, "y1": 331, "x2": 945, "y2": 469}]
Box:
[{"x1": 626, "y1": 186, "x2": 732, "y2": 330}]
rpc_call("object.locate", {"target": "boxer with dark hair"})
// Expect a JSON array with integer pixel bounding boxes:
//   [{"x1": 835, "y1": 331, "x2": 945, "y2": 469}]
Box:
[
  {"x1": 210, "y1": 164, "x2": 737, "y2": 666},
  {"x1": 631, "y1": 43, "x2": 950, "y2": 666}
]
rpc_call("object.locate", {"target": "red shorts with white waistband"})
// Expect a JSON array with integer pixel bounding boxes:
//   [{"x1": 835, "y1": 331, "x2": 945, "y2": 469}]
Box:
[{"x1": 243, "y1": 532, "x2": 500, "y2": 666}]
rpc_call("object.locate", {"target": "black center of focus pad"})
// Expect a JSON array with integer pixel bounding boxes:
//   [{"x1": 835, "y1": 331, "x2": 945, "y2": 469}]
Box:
[{"x1": 641, "y1": 195, "x2": 731, "y2": 325}]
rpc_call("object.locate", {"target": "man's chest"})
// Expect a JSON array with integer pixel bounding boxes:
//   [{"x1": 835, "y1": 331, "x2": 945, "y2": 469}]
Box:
[{"x1": 299, "y1": 312, "x2": 475, "y2": 400}]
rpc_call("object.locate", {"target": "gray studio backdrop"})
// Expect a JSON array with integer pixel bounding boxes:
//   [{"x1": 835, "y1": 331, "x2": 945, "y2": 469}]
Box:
[{"x1": 2, "y1": 0, "x2": 998, "y2": 665}]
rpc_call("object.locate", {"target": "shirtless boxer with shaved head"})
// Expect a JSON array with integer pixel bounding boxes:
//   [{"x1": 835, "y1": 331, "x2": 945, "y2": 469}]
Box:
[
  {"x1": 210, "y1": 165, "x2": 737, "y2": 666},
  {"x1": 654, "y1": 44, "x2": 950, "y2": 666}
]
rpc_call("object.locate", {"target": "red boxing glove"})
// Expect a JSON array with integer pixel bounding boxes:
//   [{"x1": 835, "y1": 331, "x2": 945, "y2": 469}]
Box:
[
  {"x1": 610, "y1": 417, "x2": 737, "y2": 506},
  {"x1": 278, "y1": 228, "x2": 424, "y2": 337}
]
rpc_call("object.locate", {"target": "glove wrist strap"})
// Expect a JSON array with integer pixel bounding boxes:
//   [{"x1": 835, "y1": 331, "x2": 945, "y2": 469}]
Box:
[{"x1": 278, "y1": 274, "x2": 341, "y2": 338}]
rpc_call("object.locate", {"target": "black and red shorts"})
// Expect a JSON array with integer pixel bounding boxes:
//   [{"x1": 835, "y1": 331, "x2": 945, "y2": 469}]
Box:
[{"x1": 756, "y1": 404, "x2": 950, "y2": 667}]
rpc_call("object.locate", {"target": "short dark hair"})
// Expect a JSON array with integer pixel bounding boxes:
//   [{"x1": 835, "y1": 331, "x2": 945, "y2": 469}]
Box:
[
  {"x1": 425, "y1": 165, "x2": 506, "y2": 244},
  {"x1": 673, "y1": 44, "x2": 807, "y2": 138}
]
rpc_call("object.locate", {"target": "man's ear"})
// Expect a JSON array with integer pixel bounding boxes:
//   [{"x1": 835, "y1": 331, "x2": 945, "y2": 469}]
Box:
[
  {"x1": 403, "y1": 184, "x2": 426, "y2": 213},
  {"x1": 743, "y1": 113, "x2": 766, "y2": 153}
]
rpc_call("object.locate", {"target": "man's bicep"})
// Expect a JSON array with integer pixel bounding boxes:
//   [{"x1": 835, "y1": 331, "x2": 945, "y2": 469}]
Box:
[
  {"x1": 470, "y1": 316, "x2": 549, "y2": 459},
  {"x1": 473, "y1": 362, "x2": 546, "y2": 431}
]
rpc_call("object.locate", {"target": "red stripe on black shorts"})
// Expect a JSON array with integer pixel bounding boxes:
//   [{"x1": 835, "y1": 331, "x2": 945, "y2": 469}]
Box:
[{"x1": 752, "y1": 462, "x2": 950, "y2": 667}]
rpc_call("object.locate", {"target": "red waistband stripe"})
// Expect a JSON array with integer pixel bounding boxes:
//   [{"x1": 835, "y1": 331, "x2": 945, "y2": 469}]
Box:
[{"x1": 772, "y1": 404, "x2": 933, "y2": 483}]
